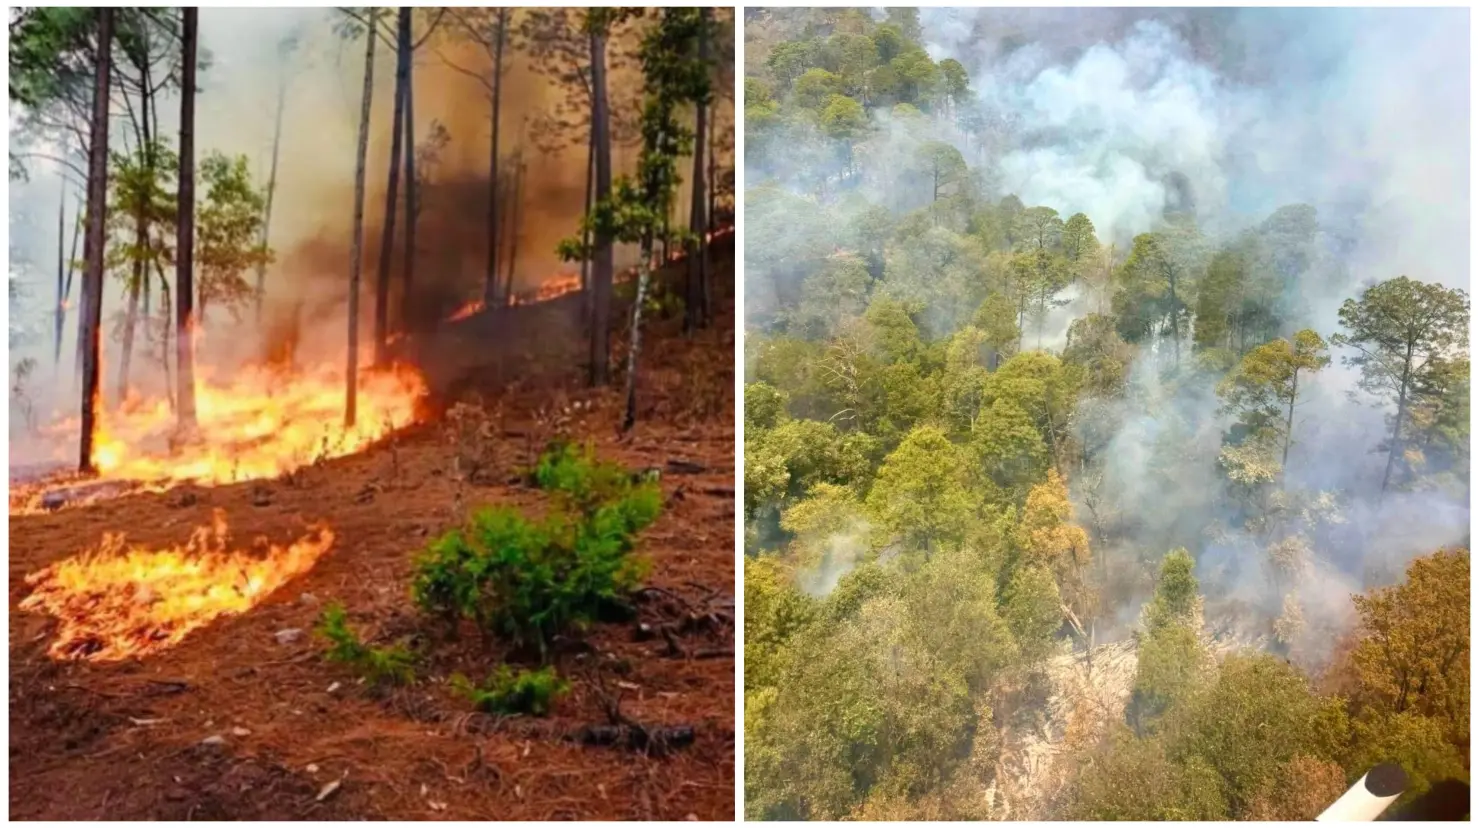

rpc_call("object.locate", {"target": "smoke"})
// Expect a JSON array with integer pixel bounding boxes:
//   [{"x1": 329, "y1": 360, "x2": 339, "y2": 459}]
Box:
[
  {"x1": 10, "y1": 9, "x2": 735, "y2": 462},
  {"x1": 745, "y1": 8, "x2": 1469, "y2": 660},
  {"x1": 916, "y1": 6, "x2": 1472, "y2": 657},
  {"x1": 797, "y1": 519, "x2": 871, "y2": 597}
]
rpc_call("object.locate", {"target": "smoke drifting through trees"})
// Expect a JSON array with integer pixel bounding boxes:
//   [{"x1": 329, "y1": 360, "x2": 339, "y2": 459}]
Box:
[
  {"x1": 9, "y1": 8, "x2": 737, "y2": 457},
  {"x1": 743, "y1": 7, "x2": 1467, "y2": 820}
]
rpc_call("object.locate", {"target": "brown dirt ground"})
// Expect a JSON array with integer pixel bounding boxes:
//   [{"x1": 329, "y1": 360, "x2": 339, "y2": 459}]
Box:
[{"x1": 9, "y1": 244, "x2": 736, "y2": 820}]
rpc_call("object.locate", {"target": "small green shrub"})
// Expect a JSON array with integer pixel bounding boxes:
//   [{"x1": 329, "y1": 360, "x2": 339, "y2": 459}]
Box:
[
  {"x1": 533, "y1": 440, "x2": 658, "y2": 513},
  {"x1": 450, "y1": 665, "x2": 571, "y2": 716},
  {"x1": 316, "y1": 602, "x2": 417, "y2": 686},
  {"x1": 412, "y1": 447, "x2": 663, "y2": 654}
]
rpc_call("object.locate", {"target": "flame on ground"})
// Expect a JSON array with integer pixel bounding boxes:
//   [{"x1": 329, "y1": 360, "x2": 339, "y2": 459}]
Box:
[
  {"x1": 68, "y1": 362, "x2": 424, "y2": 487},
  {"x1": 442, "y1": 225, "x2": 732, "y2": 322},
  {"x1": 19, "y1": 510, "x2": 334, "y2": 662}
]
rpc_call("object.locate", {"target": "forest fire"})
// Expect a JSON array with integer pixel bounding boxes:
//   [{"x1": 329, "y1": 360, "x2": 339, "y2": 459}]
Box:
[
  {"x1": 442, "y1": 226, "x2": 732, "y2": 323},
  {"x1": 13, "y1": 361, "x2": 427, "y2": 514},
  {"x1": 19, "y1": 510, "x2": 334, "y2": 662},
  {"x1": 89, "y1": 362, "x2": 427, "y2": 484}
]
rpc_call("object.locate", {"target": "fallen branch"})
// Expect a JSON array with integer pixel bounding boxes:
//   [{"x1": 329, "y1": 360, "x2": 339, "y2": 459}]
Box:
[{"x1": 569, "y1": 724, "x2": 696, "y2": 756}]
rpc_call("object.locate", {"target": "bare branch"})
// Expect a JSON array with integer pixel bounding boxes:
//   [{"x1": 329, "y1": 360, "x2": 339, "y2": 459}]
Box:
[
  {"x1": 411, "y1": 8, "x2": 447, "y2": 51},
  {"x1": 437, "y1": 51, "x2": 494, "y2": 96}
]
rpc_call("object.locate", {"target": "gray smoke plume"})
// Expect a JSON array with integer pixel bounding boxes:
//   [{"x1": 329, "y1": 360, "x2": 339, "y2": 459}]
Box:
[{"x1": 745, "y1": 8, "x2": 1468, "y2": 659}]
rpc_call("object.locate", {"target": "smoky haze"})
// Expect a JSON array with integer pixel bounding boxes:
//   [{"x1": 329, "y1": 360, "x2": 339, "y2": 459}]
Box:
[
  {"x1": 10, "y1": 8, "x2": 732, "y2": 464},
  {"x1": 745, "y1": 7, "x2": 1469, "y2": 662}
]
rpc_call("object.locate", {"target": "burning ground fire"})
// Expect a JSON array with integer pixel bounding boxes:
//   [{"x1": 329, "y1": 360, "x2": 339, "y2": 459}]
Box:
[
  {"x1": 19, "y1": 510, "x2": 334, "y2": 662},
  {"x1": 444, "y1": 226, "x2": 734, "y2": 323},
  {"x1": 12, "y1": 361, "x2": 427, "y2": 513}
]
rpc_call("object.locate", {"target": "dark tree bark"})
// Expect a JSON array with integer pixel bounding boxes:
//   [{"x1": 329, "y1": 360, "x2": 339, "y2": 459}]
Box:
[
  {"x1": 119, "y1": 77, "x2": 154, "y2": 404},
  {"x1": 401, "y1": 36, "x2": 416, "y2": 323},
  {"x1": 588, "y1": 28, "x2": 613, "y2": 387},
  {"x1": 346, "y1": 14, "x2": 376, "y2": 427},
  {"x1": 175, "y1": 7, "x2": 200, "y2": 434},
  {"x1": 79, "y1": 8, "x2": 116, "y2": 472},
  {"x1": 482, "y1": 8, "x2": 507, "y2": 307},
  {"x1": 685, "y1": 8, "x2": 711, "y2": 334},
  {"x1": 503, "y1": 150, "x2": 523, "y2": 306},
  {"x1": 374, "y1": 8, "x2": 410, "y2": 366},
  {"x1": 580, "y1": 106, "x2": 595, "y2": 324},
  {"x1": 705, "y1": 100, "x2": 716, "y2": 320}
]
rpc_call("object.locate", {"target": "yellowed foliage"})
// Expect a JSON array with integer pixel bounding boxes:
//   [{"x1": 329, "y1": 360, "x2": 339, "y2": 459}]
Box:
[{"x1": 1020, "y1": 469, "x2": 1092, "y2": 572}]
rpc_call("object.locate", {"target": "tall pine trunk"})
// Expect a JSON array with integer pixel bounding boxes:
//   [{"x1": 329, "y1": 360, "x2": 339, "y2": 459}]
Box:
[
  {"x1": 65, "y1": 201, "x2": 81, "y2": 378},
  {"x1": 79, "y1": 8, "x2": 116, "y2": 472},
  {"x1": 704, "y1": 99, "x2": 716, "y2": 320},
  {"x1": 622, "y1": 247, "x2": 653, "y2": 432},
  {"x1": 588, "y1": 29, "x2": 613, "y2": 387},
  {"x1": 256, "y1": 61, "x2": 287, "y2": 322},
  {"x1": 55, "y1": 195, "x2": 66, "y2": 369},
  {"x1": 482, "y1": 9, "x2": 506, "y2": 307},
  {"x1": 580, "y1": 108, "x2": 595, "y2": 324},
  {"x1": 155, "y1": 262, "x2": 173, "y2": 410},
  {"x1": 346, "y1": 15, "x2": 376, "y2": 427},
  {"x1": 401, "y1": 40, "x2": 417, "y2": 324},
  {"x1": 120, "y1": 84, "x2": 158, "y2": 402},
  {"x1": 117, "y1": 275, "x2": 140, "y2": 403},
  {"x1": 175, "y1": 8, "x2": 201, "y2": 434},
  {"x1": 503, "y1": 151, "x2": 523, "y2": 306},
  {"x1": 685, "y1": 9, "x2": 710, "y2": 334},
  {"x1": 374, "y1": 8, "x2": 410, "y2": 365}
]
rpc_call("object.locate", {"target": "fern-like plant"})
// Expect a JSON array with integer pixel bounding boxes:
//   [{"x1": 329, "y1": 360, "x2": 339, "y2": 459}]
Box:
[
  {"x1": 316, "y1": 602, "x2": 417, "y2": 686},
  {"x1": 450, "y1": 665, "x2": 570, "y2": 716}
]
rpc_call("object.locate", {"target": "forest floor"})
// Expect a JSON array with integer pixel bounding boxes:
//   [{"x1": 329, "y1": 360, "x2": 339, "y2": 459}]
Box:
[{"x1": 9, "y1": 243, "x2": 736, "y2": 820}]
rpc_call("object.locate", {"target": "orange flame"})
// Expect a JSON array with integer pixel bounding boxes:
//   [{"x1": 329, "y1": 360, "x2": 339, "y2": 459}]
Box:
[
  {"x1": 84, "y1": 361, "x2": 427, "y2": 486},
  {"x1": 19, "y1": 509, "x2": 334, "y2": 661},
  {"x1": 448, "y1": 299, "x2": 486, "y2": 321},
  {"x1": 440, "y1": 225, "x2": 731, "y2": 322}
]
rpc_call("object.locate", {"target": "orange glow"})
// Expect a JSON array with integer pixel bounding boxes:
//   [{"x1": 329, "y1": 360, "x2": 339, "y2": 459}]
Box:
[
  {"x1": 448, "y1": 299, "x2": 486, "y2": 321},
  {"x1": 442, "y1": 224, "x2": 731, "y2": 322},
  {"x1": 12, "y1": 360, "x2": 427, "y2": 515},
  {"x1": 19, "y1": 510, "x2": 334, "y2": 661},
  {"x1": 85, "y1": 361, "x2": 427, "y2": 486}
]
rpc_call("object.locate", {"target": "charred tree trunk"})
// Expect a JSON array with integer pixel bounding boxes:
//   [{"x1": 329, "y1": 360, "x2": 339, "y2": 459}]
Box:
[
  {"x1": 256, "y1": 58, "x2": 287, "y2": 323},
  {"x1": 685, "y1": 11, "x2": 711, "y2": 334},
  {"x1": 175, "y1": 7, "x2": 201, "y2": 434},
  {"x1": 588, "y1": 29, "x2": 614, "y2": 388},
  {"x1": 401, "y1": 39, "x2": 417, "y2": 324},
  {"x1": 482, "y1": 8, "x2": 507, "y2": 307},
  {"x1": 374, "y1": 8, "x2": 410, "y2": 366},
  {"x1": 346, "y1": 15, "x2": 377, "y2": 427},
  {"x1": 78, "y1": 8, "x2": 116, "y2": 473},
  {"x1": 503, "y1": 151, "x2": 523, "y2": 306}
]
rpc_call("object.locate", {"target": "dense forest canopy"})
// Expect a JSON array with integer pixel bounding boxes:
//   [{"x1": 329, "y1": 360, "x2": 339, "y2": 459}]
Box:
[{"x1": 742, "y1": 7, "x2": 1469, "y2": 821}]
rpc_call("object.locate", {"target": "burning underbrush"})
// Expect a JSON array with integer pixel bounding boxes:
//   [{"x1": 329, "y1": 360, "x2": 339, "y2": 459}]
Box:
[
  {"x1": 12, "y1": 360, "x2": 428, "y2": 514},
  {"x1": 19, "y1": 509, "x2": 335, "y2": 662}
]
